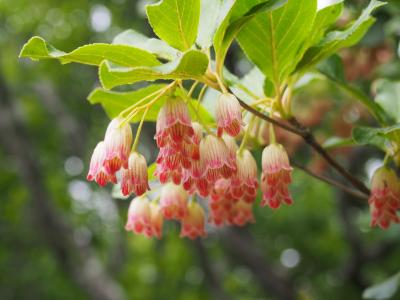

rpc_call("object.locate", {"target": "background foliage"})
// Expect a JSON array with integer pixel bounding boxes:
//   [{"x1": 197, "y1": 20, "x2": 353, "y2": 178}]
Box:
[{"x1": 1, "y1": 0, "x2": 400, "y2": 299}]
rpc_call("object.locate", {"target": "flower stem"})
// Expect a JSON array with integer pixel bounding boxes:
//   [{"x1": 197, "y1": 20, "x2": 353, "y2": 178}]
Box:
[
  {"x1": 238, "y1": 115, "x2": 256, "y2": 154},
  {"x1": 214, "y1": 72, "x2": 228, "y2": 94},
  {"x1": 383, "y1": 152, "x2": 390, "y2": 166},
  {"x1": 122, "y1": 81, "x2": 176, "y2": 126},
  {"x1": 269, "y1": 121, "x2": 276, "y2": 144},
  {"x1": 119, "y1": 85, "x2": 166, "y2": 117},
  {"x1": 188, "y1": 81, "x2": 199, "y2": 98},
  {"x1": 131, "y1": 106, "x2": 149, "y2": 152},
  {"x1": 187, "y1": 100, "x2": 212, "y2": 135}
]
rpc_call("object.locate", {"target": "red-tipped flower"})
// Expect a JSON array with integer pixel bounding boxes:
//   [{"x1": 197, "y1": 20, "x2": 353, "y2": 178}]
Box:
[
  {"x1": 121, "y1": 152, "x2": 150, "y2": 196},
  {"x1": 103, "y1": 117, "x2": 133, "y2": 173},
  {"x1": 216, "y1": 93, "x2": 243, "y2": 137},
  {"x1": 200, "y1": 135, "x2": 236, "y2": 183},
  {"x1": 87, "y1": 141, "x2": 117, "y2": 186},
  {"x1": 209, "y1": 178, "x2": 234, "y2": 226},
  {"x1": 231, "y1": 150, "x2": 258, "y2": 203},
  {"x1": 159, "y1": 183, "x2": 188, "y2": 220},
  {"x1": 180, "y1": 201, "x2": 207, "y2": 239},
  {"x1": 261, "y1": 143, "x2": 293, "y2": 209},
  {"x1": 155, "y1": 96, "x2": 194, "y2": 147},
  {"x1": 155, "y1": 97, "x2": 194, "y2": 185},
  {"x1": 149, "y1": 202, "x2": 164, "y2": 239},
  {"x1": 125, "y1": 196, "x2": 152, "y2": 236},
  {"x1": 369, "y1": 167, "x2": 400, "y2": 229},
  {"x1": 222, "y1": 135, "x2": 238, "y2": 167},
  {"x1": 230, "y1": 200, "x2": 255, "y2": 226}
]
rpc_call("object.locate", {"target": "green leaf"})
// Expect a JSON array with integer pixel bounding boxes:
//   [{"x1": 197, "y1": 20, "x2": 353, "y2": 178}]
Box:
[
  {"x1": 308, "y1": 1, "x2": 344, "y2": 48},
  {"x1": 363, "y1": 272, "x2": 400, "y2": 300},
  {"x1": 146, "y1": 0, "x2": 200, "y2": 51},
  {"x1": 295, "y1": 0, "x2": 385, "y2": 73},
  {"x1": 88, "y1": 84, "x2": 168, "y2": 122},
  {"x1": 113, "y1": 29, "x2": 180, "y2": 61},
  {"x1": 237, "y1": 0, "x2": 317, "y2": 87},
  {"x1": 214, "y1": 0, "x2": 287, "y2": 74},
  {"x1": 323, "y1": 136, "x2": 355, "y2": 150},
  {"x1": 352, "y1": 124, "x2": 400, "y2": 149},
  {"x1": 88, "y1": 84, "x2": 214, "y2": 124},
  {"x1": 196, "y1": 0, "x2": 227, "y2": 49},
  {"x1": 19, "y1": 36, "x2": 160, "y2": 67},
  {"x1": 318, "y1": 55, "x2": 387, "y2": 124},
  {"x1": 99, "y1": 50, "x2": 209, "y2": 89},
  {"x1": 375, "y1": 79, "x2": 400, "y2": 123}
]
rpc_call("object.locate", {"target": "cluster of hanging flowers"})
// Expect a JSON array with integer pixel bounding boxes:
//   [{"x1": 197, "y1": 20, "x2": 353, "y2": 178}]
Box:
[
  {"x1": 80, "y1": 80, "x2": 391, "y2": 240},
  {"x1": 86, "y1": 85, "x2": 400, "y2": 237},
  {"x1": 86, "y1": 91, "x2": 296, "y2": 239}
]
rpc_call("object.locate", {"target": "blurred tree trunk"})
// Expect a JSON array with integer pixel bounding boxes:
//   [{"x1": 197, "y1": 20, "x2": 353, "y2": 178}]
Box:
[{"x1": 0, "y1": 74, "x2": 126, "y2": 300}]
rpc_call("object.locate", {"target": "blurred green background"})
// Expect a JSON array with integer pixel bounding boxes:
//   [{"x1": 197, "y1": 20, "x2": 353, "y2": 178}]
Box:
[{"x1": 1, "y1": 0, "x2": 400, "y2": 299}]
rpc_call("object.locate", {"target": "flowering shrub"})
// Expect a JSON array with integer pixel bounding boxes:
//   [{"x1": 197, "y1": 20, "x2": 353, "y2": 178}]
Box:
[{"x1": 20, "y1": 0, "x2": 400, "y2": 239}]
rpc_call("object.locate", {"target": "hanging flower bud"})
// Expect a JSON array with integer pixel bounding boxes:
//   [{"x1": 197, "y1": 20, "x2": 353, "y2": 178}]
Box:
[
  {"x1": 155, "y1": 96, "x2": 194, "y2": 147},
  {"x1": 186, "y1": 122, "x2": 203, "y2": 160},
  {"x1": 154, "y1": 97, "x2": 194, "y2": 185},
  {"x1": 231, "y1": 150, "x2": 258, "y2": 203},
  {"x1": 155, "y1": 163, "x2": 184, "y2": 185},
  {"x1": 369, "y1": 167, "x2": 400, "y2": 229},
  {"x1": 180, "y1": 201, "x2": 207, "y2": 239},
  {"x1": 125, "y1": 196, "x2": 152, "y2": 236},
  {"x1": 87, "y1": 141, "x2": 117, "y2": 186},
  {"x1": 103, "y1": 117, "x2": 133, "y2": 174},
  {"x1": 200, "y1": 135, "x2": 236, "y2": 183},
  {"x1": 216, "y1": 93, "x2": 243, "y2": 137},
  {"x1": 209, "y1": 178, "x2": 234, "y2": 226},
  {"x1": 159, "y1": 183, "x2": 189, "y2": 220},
  {"x1": 261, "y1": 143, "x2": 293, "y2": 209},
  {"x1": 222, "y1": 135, "x2": 238, "y2": 167},
  {"x1": 121, "y1": 152, "x2": 150, "y2": 196},
  {"x1": 230, "y1": 200, "x2": 255, "y2": 226},
  {"x1": 149, "y1": 202, "x2": 164, "y2": 239}
]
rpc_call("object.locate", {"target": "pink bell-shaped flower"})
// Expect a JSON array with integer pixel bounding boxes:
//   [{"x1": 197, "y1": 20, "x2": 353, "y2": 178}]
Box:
[
  {"x1": 154, "y1": 97, "x2": 194, "y2": 185},
  {"x1": 87, "y1": 141, "x2": 117, "y2": 186},
  {"x1": 231, "y1": 150, "x2": 258, "y2": 203},
  {"x1": 149, "y1": 202, "x2": 164, "y2": 239},
  {"x1": 230, "y1": 200, "x2": 255, "y2": 226},
  {"x1": 159, "y1": 183, "x2": 189, "y2": 220},
  {"x1": 155, "y1": 96, "x2": 194, "y2": 147},
  {"x1": 180, "y1": 201, "x2": 207, "y2": 239},
  {"x1": 125, "y1": 196, "x2": 152, "y2": 236},
  {"x1": 121, "y1": 152, "x2": 150, "y2": 196},
  {"x1": 216, "y1": 93, "x2": 243, "y2": 137},
  {"x1": 369, "y1": 167, "x2": 400, "y2": 229},
  {"x1": 209, "y1": 178, "x2": 234, "y2": 226},
  {"x1": 200, "y1": 135, "x2": 236, "y2": 183},
  {"x1": 260, "y1": 143, "x2": 293, "y2": 209},
  {"x1": 103, "y1": 117, "x2": 133, "y2": 174}
]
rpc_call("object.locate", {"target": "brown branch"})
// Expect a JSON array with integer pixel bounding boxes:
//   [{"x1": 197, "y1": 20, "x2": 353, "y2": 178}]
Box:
[
  {"x1": 292, "y1": 161, "x2": 369, "y2": 201},
  {"x1": 288, "y1": 117, "x2": 370, "y2": 196},
  {"x1": 236, "y1": 98, "x2": 304, "y2": 136}
]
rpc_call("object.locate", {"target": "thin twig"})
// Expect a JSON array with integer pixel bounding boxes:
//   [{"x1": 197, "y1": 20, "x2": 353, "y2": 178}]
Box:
[
  {"x1": 288, "y1": 117, "x2": 370, "y2": 196},
  {"x1": 235, "y1": 97, "x2": 304, "y2": 135},
  {"x1": 292, "y1": 161, "x2": 369, "y2": 201}
]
